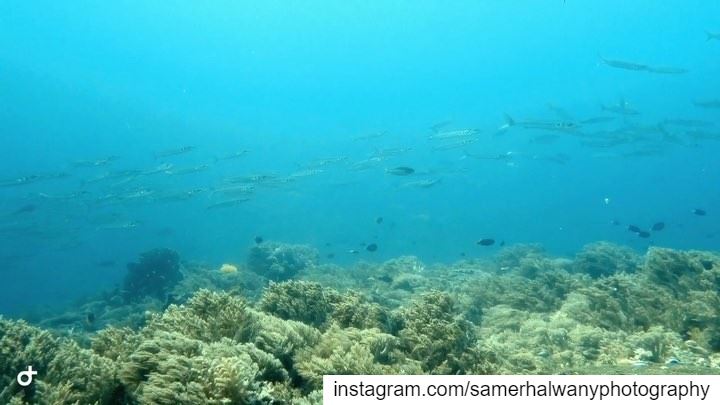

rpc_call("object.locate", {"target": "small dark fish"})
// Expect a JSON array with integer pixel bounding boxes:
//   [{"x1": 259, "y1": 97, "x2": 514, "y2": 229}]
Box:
[
  {"x1": 386, "y1": 166, "x2": 415, "y2": 176},
  {"x1": 611, "y1": 219, "x2": 621, "y2": 226},
  {"x1": 366, "y1": 243, "x2": 378, "y2": 252},
  {"x1": 86, "y1": 312, "x2": 96, "y2": 325},
  {"x1": 376, "y1": 217, "x2": 384, "y2": 224},
  {"x1": 459, "y1": 252, "x2": 466, "y2": 257},
  {"x1": 254, "y1": 236, "x2": 263, "y2": 244},
  {"x1": 651, "y1": 222, "x2": 665, "y2": 231},
  {"x1": 477, "y1": 238, "x2": 495, "y2": 246},
  {"x1": 378, "y1": 275, "x2": 393, "y2": 283},
  {"x1": 628, "y1": 225, "x2": 642, "y2": 233},
  {"x1": 326, "y1": 253, "x2": 335, "y2": 259},
  {"x1": 11, "y1": 204, "x2": 37, "y2": 216},
  {"x1": 701, "y1": 260, "x2": 713, "y2": 270},
  {"x1": 499, "y1": 241, "x2": 505, "y2": 247},
  {"x1": 693, "y1": 208, "x2": 707, "y2": 216},
  {"x1": 637, "y1": 231, "x2": 651, "y2": 238}
]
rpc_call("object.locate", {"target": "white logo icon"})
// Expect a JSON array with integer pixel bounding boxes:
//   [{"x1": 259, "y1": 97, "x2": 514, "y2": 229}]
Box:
[{"x1": 17, "y1": 366, "x2": 37, "y2": 387}]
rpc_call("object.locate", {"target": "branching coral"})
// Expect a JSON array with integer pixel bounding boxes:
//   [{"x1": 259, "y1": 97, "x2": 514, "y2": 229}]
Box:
[
  {"x1": 573, "y1": 242, "x2": 640, "y2": 278},
  {"x1": 462, "y1": 270, "x2": 585, "y2": 322},
  {"x1": 330, "y1": 291, "x2": 390, "y2": 331},
  {"x1": 396, "y1": 291, "x2": 477, "y2": 374},
  {"x1": 247, "y1": 241, "x2": 319, "y2": 281},
  {"x1": 259, "y1": 280, "x2": 341, "y2": 328},
  {"x1": 559, "y1": 272, "x2": 677, "y2": 331},
  {"x1": 259, "y1": 280, "x2": 390, "y2": 331},
  {"x1": 0, "y1": 318, "x2": 60, "y2": 403},
  {"x1": 294, "y1": 324, "x2": 422, "y2": 390},
  {"x1": 4, "y1": 245, "x2": 720, "y2": 403}
]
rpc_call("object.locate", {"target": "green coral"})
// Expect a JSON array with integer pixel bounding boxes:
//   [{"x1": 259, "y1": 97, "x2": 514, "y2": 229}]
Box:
[
  {"x1": 0, "y1": 318, "x2": 59, "y2": 403},
  {"x1": 134, "y1": 339, "x2": 261, "y2": 404},
  {"x1": 3, "y1": 245, "x2": 720, "y2": 402},
  {"x1": 0, "y1": 317, "x2": 125, "y2": 405},
  {"x1": 462, "y1": 270, "x2": 584, "y2": 321},
  {"x1": 295, "y1": 324, "x2": 422, "y2": 390},
  {"x1": 330, "y1": 291, "x2": 390, "y2": 330},
  {"x1": 396, "y1": 291, "x2": 477, "y2": 373},
  {"x1": 495, "y1": 243, "x2": 547, "y2": 270},
  {"x1": 37, "y1": 341, "x2": 123, "y2": 405},
  {"x1": 259, "y1": 280, "x2": 341, "y2": 328},
  {"x1": 259, "y1": 281, "x2": 390, "y2": 331},
  {"x1": 247, "y1": 241, "x2": 319, "y2": 281},
  {"x1": 573, "y1": 242, "x2": 640, "y2": 278},
  {"x1": 560, "y1": 272, "x2": 677, "y2": 330}
]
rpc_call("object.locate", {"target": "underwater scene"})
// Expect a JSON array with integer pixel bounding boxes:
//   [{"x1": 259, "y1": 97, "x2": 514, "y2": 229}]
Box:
[{"x1": 1, "y1": 0, "x2": 720, "y2": 403}]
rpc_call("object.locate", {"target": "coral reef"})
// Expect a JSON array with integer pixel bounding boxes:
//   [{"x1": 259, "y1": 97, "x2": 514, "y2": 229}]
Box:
[
  {"x1": 295, "y1": 325, "x2": 423, "y2": 390},
  {"x1": 258, "y1": 280, "x2": 390, "y2": 330},
  {"x1": 247, "y1": 241, "x2": 319, "y2": 281},
  {"x1": 259, "y1": 280, "x2": 342, "y2": 328},
  {"x1": 2, "y1": 243, "x2": 720, "y2": 403},
  {"x1": 573, "y1": 242, "x2": 640, "y2": 278},
  {"x1": 396, "y1": 291, "x2": 477, "y2": 374}
]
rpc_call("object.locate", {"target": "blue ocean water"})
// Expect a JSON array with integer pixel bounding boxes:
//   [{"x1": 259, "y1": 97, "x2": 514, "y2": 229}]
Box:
[{"x1": 0, "y1": 0, "x2": 718, "y2": 315}]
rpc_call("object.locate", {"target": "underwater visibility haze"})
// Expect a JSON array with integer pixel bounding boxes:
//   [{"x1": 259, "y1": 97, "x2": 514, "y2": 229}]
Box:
[{"x1": 1, "y1": 1, "x2": 720, "y2": 403}]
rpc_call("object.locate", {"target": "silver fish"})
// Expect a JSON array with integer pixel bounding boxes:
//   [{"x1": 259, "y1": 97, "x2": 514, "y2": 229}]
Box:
[
  {"x1": 349, "y1": 157, "x2": 385, "y2": 171},
  {"x1": 500, "y1": 115, "x2": 581, "y2": 133},
  {"x1": 600, "y1": 57, "x2": 649, "y2": 71},
  {"x1": 97, "y1": 221, "x2": 140, "y2": 230},
  {"x1": 289, "y1": 169, "x2": 324, "y2": 178},
  {"x1": 0, "y1": 175, "x2": 43, "y2": 187},
  {"x1": 429, "y1": 120, "x2": 453, "y2": 132},
  {"x1": 371, "y1": 147, "x2": 413, "y2": 157},
  {"x1": 155, "y1": 188, "x2": 205, "y2": 202},
  {"x1": 580, "y1": 116, "x2": 616, "y2": 125},
  {"x1": 464, "y1": 151, "x2": 513, "y2": 161},
  {"x1": 601, "y1": 99, "x2": 640, "y2": 115},
  {"x1": 693, "y1": 99, "x2": 720, "y2": 109},
  {"x1": 71, "y1": 156, "x2": 118, "y2": 168},
  {"x1": 206, "y1": 198, "x2": 250, "y2": 210},
  {"x1": 353, "y1": 131, "x2": 387, "y2": 141},
  {"x1": 155, "y1": 146, "x2": 196, "y2": 158},
  {"x1": 401, "y1": 178, "x2": 441, "y2": 188},
  {"x1": 428, "y1": 129, "x2": 479, "y2": 140},
  {"x1": 142, "y1": 163, "x2": 174, "y2": 176},
  {"x1": 386, "y1": 166, "x2": 415, "y2": 176},
  {"x1": 304, "y1": 156, "x2": 348, "y2": 168},
  {"x1": 211, "y1": 184, "x2": 255, "y2": 197},
  {"x1": 432, "y1": 137, "x2": 478, "y2": 150},
  {"x1": 215, "y1": 150, "x2": 249, "y2": 161},
  {"x1": 662, "y1": 119, "x2": 714, "y2": 127},
  {"x1": 164, "y1": 164, "x2": 209, "y2": 175},
  {"x1": 224, "y1": 174, "x2": 277, "y2": 184}
]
